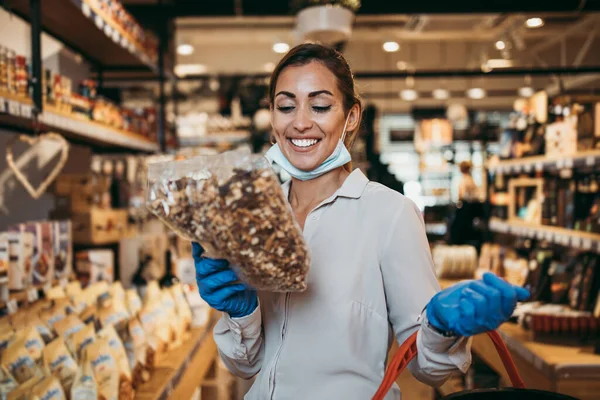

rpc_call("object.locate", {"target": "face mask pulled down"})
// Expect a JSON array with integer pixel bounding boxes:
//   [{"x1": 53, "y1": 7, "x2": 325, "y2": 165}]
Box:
[{"x1": 265, "y1": 114, "x2": 352, "y2": 181}]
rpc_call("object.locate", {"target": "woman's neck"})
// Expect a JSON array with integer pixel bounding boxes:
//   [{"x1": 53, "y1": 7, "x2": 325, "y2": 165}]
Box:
[{"x1": 288, "y1": 167, "x2": 350, "y2": 211}]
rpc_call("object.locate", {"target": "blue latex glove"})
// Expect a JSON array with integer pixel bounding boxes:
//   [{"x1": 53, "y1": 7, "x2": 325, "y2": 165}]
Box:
[
  {"x1": 426, "y1": 272, "x2": 530, "y2": 337},
  {"x1": 192, "y1": 242, "x2": 258, "y2": 318}
]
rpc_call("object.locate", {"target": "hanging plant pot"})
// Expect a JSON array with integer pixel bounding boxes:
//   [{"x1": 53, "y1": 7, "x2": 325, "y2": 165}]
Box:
[{"x1": 295, "y1": 5, "x2": 355, "y2": 45}]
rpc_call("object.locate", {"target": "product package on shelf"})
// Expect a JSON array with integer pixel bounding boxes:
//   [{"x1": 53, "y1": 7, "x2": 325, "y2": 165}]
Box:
[
  {"x1": 0, "y1": 234, "x2": 9, "y2": 300},
  {"x1": 146, "y1": 148, "x2": 311, "y2": 292},
  {"x1": 52, "y1": 220, "x2": 72, "y2": 281},
  {"x1": 6, "y1": 228, "x2": 33, "y2": 291},
  {"x1": 75, "y1": 249, "x2": 114, "y2": 288},
  {"x1": 545, "y1": 116, "x2": 578, "y2": 158}
]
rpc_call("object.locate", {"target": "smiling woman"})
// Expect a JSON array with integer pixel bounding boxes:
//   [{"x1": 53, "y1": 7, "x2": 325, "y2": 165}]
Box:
[{"x1": 267, "y1": 43, "x2": 362, "y2": 173}]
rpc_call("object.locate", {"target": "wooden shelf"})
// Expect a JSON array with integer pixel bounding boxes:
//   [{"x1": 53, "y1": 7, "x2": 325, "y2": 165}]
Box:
[
  {"x1": 135, "y1": 314, "x2": 218, "y2": 400},
  {"x1": 472, "y1": 323, "x2": 600, "y2": 400},
  {"x1": 178, "y1": 132, "x2": 251, "y2": 147},
  {"x1": 0, "y1": 92, "x2": 158, "y2": 152},
  {"x1": 9, "y1": 0, "x2": 158, "y2": 72},
  {"x1": 489, "y1": 218, "x2": 600, "y2": 253},
  {"x1": 488, "y1": 149, "x2": 600, "y2": 175}
]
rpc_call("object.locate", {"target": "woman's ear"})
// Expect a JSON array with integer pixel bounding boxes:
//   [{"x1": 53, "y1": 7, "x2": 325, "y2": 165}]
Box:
[{"x1": 346, "y1": 104, "x2": 361, "y2": 133}]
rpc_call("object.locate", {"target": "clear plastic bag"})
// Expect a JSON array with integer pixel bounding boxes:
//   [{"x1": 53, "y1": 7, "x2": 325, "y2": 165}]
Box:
[{"x1": 146, "y1": 149, "x2": 310, "y2": 292}]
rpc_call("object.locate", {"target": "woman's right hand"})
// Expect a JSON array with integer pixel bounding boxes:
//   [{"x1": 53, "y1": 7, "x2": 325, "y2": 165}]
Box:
[{"x1": 192, "y1": 242, "x2": 258, "y2": 318}]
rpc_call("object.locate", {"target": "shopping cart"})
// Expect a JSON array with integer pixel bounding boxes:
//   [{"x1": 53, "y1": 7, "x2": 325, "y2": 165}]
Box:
[{"x1": 373, "y1": 330, "x2": 579, "y2": 400}]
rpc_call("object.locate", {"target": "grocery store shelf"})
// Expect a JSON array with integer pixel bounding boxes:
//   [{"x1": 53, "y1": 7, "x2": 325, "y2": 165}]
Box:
[
  {"x1": 178, "y1": 132, "x2": 251, "y2": 146},
  {"x1": 488, "y1": 150, "x2": 600, "y2": 175},
  {"x1": 135, "y1": 314, "x2": 218, "y2": 400},
  {"x1": 0, "y1": 92, "x2": 158, "y2": 152},
  {"x1": 8, "y1": 0, "x2": 158, "y2": 72},
  {"x1": 489, "y1": 218, "x2": 600, "y2": 253}
]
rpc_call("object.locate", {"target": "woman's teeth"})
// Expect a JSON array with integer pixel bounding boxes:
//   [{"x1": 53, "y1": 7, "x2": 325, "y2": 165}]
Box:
[{"x1": 290, "y1": 138, "x2": 319, "y2": 148}]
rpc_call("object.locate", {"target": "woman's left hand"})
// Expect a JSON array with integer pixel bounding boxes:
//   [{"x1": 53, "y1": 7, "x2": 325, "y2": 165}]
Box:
[{"x1": 426, "y1": 272, "x2": 530, "y2": 337}]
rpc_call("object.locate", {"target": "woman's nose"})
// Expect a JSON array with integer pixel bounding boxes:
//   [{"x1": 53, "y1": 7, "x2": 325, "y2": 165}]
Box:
[{"x1": 292, "y1": 108, "x2": 313, "y2": 132}]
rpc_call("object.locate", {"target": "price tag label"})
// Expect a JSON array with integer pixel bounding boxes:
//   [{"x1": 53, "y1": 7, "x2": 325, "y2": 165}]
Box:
[
  {"x1": 524, "y1": 164, "x2": 532, "y2": 173},
  {"x1": 128, "y1": 43, "x2": 136, "y2": 53},
  {"x1": 514, "y1": 164, "x2": 523, "y2": 173},
  {"x1": 571, "y1": 236, "x2": 582, "y2": 249},
  {"x1": 556, "y1": 159, "x2": 565, "y2": 169},
  {"x1": 94, "y1": 15, "x2": 104, "y2": 29},
  {"x1": 6, "y1": 299, "x2": 18, "y2": 315},
  {"x1": 537, "y1": 230, "x2": 545, "y2": 240},
  {"x1": 565, "y1": 158, "x2": 574, "y2": 169},
  {"x1": 583, "y1": 239, "x2": 592, "y2": 250},
  {"x1": 112, "y1": 30, "x2": 120, "y2": 43},
  {"x1": 535, "y1": 162, "x2": 543, "y2": 173},
  {"x1": 529, "y1": 229, "x2": 536, "y2": 238},
  {"x1": 121, "y1": 37, "x2": 128, "y2": 48},
  {"x1": 545, "y1": 231, "x2": 554, "y2": 241},
  {"x1": 81, "y1": 2, "x2": 91, "y2": 18},
  {"x1": 0, "y1": 98, "x2": 6, "y2": 114},
  {"x1": 585, "y1": 156, "x2": 595, "y2": 167},
  {"x1": 27, "y1": 288, "x2": 39, "y2": 303},
  {"x1": 7, "y1": 101, "x2": 20, "y2": 116},
  {"x1": 562, "y1": 235, "x2": 570, "y2": 246},
  {"x1": 20, "y1": 104, "x2": 32, "y2": 119},
  {"x1": 104, "y1": 24, "x2": 112, "y2": 37}
]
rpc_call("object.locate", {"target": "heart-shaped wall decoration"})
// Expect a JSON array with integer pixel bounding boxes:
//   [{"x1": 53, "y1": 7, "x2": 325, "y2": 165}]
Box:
[{"x1": 6, "y1": 132, "x2": 70, "y2": 199}]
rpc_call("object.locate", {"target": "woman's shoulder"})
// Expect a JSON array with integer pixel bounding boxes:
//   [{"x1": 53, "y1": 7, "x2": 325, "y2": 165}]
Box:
[{"x1": 360, "y1": 181, "x2": 415, "y2": 215}]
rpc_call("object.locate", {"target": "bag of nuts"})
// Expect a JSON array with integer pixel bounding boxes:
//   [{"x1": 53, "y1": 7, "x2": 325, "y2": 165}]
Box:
[{"x1": 146, "y1": 149, "x2": 310, "y2": 292}]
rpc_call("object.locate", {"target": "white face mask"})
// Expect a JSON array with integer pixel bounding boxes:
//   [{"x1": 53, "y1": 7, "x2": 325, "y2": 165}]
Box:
[{"x1": 265, "y1": 114, "x2": 352, "y2": 181}]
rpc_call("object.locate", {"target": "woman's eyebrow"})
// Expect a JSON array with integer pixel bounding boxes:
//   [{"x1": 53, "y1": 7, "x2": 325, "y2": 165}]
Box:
[
  {"x1": 275, "y1": 91, "x2": 295, "y2": 98},
  {"x1": 309, "y1": 90, "x2": 333, "y2": 97}
]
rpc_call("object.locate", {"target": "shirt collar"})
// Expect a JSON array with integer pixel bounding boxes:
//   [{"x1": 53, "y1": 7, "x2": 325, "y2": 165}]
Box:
[{"x1": 281, "y1": 169, "x2": 369, "y2": 201}]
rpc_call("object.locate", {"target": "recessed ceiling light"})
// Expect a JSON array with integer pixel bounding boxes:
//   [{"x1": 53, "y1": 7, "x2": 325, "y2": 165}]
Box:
[
  {"x1": 400, "y1": 89, "x2": 418, "y2": 101},
  {"x1": 264, "y1": 62, "x2": 275, "y2": 72},
  {"x1": 518, "y1": 86, "x2": 535, "y2": 98},
  {"x1": 432, "y1": 88, "x2": 450, "y2": 100},
  {"x1": 467, "y1": 88, "x2": 486, "y2": 99},
  {"x1": 174, "y1": 64, "x2": 207, "y2": 77},
  {"x1": 273, "y1": 43, "x2": 290, "y2": 54},
  {"x1": 383, "y1": 41, "x2": 400, "y2": 52},
  {"x1": 525, "y1": 17, "x2": 544, "y2": 28},
  {"x1": 177, "y1": 44, "x2": 194, "y2": 56},
  {"x1": 495, "y1": 40, "x2": 506, "y2": 50}
]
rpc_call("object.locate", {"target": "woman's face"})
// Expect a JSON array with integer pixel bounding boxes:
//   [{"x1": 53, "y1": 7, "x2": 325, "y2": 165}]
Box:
[{"x1": 271, "y1": 61, "x2": 359, "y2": 172}]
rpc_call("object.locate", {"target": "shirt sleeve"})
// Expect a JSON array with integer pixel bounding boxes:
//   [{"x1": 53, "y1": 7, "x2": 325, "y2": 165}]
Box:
[
  {"x1": 213, "y1": 302, "x2": 264, "y2": 379},
  {"x1": 380, "y1": 197, "x2": 472, "y2": 387}
]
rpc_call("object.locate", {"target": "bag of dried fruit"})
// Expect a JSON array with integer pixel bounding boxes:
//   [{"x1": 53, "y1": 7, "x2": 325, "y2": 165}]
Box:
[{"x1": 146, "y1": 148, "x2": 310, "y2": 292}]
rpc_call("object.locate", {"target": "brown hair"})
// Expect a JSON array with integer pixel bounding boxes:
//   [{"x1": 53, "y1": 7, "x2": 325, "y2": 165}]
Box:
[
  {"x1": 269, "y1": 43, "x2": 362, "y2": 170},
  {"x1": 459, "y1": 160, "x2": 473, "y2": 174}
]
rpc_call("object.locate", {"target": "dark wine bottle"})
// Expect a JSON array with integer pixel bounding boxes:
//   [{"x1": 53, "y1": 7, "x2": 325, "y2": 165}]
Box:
[{"x1": 159, "y1": 249, "x2": 179, "y2": 288}]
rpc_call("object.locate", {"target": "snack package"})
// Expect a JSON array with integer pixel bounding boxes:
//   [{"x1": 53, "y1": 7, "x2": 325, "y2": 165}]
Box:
[
  {"x1": 138, "y1": 304, "x2": 167, "y2": 359},
  {"x1": 2, "y1": 337, "x2": 39, "y2": 383},
  {"x1": 39, "y1": 304, "x2": 66, "y2": 331},
  {"x1": 0, "y1": 233, "x2": 9, "y2": 290},
  {"x1": 75, "y1": 250, "x2": 114, "y2": 288},
  {"x1": 7, "y1": 230, "x2": 33, "y2": 290},
  {"x1": 98, "y1": 293, "x2": 129, "y2": 331},
  {"x1": 10, "y1": 312, "x2": 54, "y2": 344},
  {"x1": 84, "y1": 338, "x2": 120, "y2": 400},
  {"x1": 15, "y1": 326, "x2": 45, "y2": 362},
  {"x1": 53, "y1": 221, "x2": 72, "y2": 281},
  {"x1": 184, "y1": 286, "x2": 210, "y2": 328},
  {"x1": 68, "y1": 323, "x2": 95, "y2": 362},
  {"x1": 97, "y1": 326, "x2": 134, "y2": 399},
  {"x1": 65, "y1": 281, "x2": 82, "y2": 300},
  {"x1": 109, "y1": 282, "x2": 126, "y2": 306},
  {"x1": 170, "y1": 284, "x2": 192, "y2": 337},
  {"x1": 146, "y1": 149, "x2": 310, "y2": 292},
  {"x1": 0, "y1": 365, "x2": 18, "y2": 398},
  {"x1": 7, "y1": 376, "x2": 40, "y2": 400},
  {"x1": 53, "y1": 315, "x2": 85, "y2": 340},
  {"x1": 125, "y1": 290, "x2": 142, "y2": 317},
  {"x1": 42, "y1": 338, "x2": 78, "y2": 393},
  {"x1": 121, "y1": 318, "x2": 150, "y2": 388},
  {"x1": 70, "y1": 353, "x2": 98, "y2": 400},
  {"x1": 33, "y1": 222, "x2": 55, "y2": 286},
  {"x1": 30, "y1": 374, "x2": 66, "y2": 400}
]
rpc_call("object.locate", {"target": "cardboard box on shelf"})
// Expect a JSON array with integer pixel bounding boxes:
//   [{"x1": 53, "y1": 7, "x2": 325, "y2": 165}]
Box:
[
  {"x1": 69, "y1": 208, "x2": 128, "y2": 245},
  {"x1": 75, "y1": 249, "x2": 114, "y2": 288}
]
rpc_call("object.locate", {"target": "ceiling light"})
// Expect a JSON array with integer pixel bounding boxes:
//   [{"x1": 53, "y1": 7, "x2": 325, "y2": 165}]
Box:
[
  {"x1": 383, "y1": 41, "x2": 400, "y2": 52},
  {"x1": 432, "y1": 88, "x2": 450, "y2": 100},
  {"x1": 518, "y1": 86, "x2": 535, "y2": 98},
  {"x1": 174, "y1": 64, "x2": 207, "y2": 77},
  {"x1": 467, "y1": 88, "x2": 486, "y2": 100},
  {"x1": 400, "y1": 89, "x2": 418, "y2": 101},
  {"x1": 272, "y1": 42, "x2": 290, "y2": 54},
  {"x1": 525, "y1": 17, "x2": 544, "y2": 28},
  {"x1": 495, "y1": 40, "x2": 506, "y2": 50},
  {"x1": 484, "y1": 59, "x2": 514, "y2": 69},
  {"x1": 264, "y1": 62, "x2": 275, "y2": 73},
  {"x1": 177, "y1": 44, "x2": 194, "y2": 56}
]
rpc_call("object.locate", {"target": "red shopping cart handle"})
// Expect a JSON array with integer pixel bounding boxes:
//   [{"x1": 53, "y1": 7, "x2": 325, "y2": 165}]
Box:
[{"x1": 372, "y1": 330, "x2": 525, "y2": 400}]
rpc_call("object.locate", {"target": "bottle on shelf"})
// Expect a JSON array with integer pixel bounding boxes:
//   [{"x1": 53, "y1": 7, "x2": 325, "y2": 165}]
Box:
[{"x1": 159, "y1": 249, "x2": 179, "y2": 288}]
